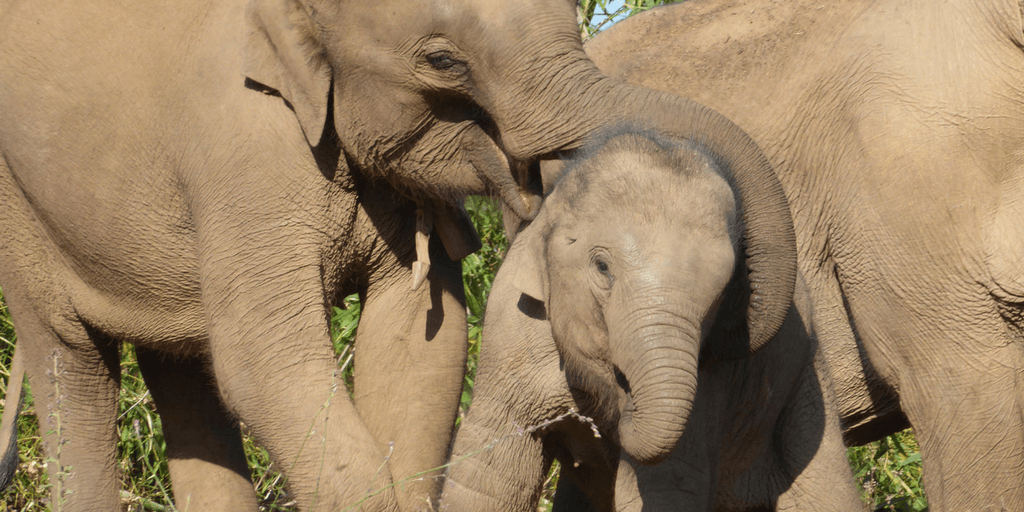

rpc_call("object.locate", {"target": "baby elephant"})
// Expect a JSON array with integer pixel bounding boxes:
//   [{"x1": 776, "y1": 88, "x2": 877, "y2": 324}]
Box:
[{"x1": 440, "y1": 131, "x2": 863, "y2": 511}]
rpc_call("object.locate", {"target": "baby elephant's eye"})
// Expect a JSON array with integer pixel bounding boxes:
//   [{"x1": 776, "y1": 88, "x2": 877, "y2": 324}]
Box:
[
  {"x1": 427, "y1": 51, "x2": 459, "y2": 70},
  {"x1": 588, "y1": 248, "x2": 614, "y2": 291}
]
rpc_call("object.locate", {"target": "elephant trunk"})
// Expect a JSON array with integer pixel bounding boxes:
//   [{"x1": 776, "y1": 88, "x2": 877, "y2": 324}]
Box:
[
  {"x1": 597, "y1": 82, "x2": 796, "y2": 353},
  {"x1": 607, "y1": 301, "x2": 701, "y2": 465},
  {"x1": 518, "y1": 66, "x2": 796, "y2": 352},
  {"x1": 494, "y1": 61, "x2": 664, "y2": 160},
  {"x1": 441, "y1": 398, "x2": 548, "y2": 512}
]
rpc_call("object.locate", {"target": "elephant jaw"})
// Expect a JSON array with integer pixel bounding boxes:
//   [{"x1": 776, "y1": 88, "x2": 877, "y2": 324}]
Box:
[{"x1": 389, "y1": 118, "x2": 541, "y2": 255}]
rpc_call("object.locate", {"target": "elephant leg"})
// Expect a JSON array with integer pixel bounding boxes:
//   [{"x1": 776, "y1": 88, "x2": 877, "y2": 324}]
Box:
[
  {"x1": 3, "y1": 289, "x2": 121, "y2": 511},
  {"x1": 135, "y1": 346, "x2": 258, "y2": 511},
  {"x1": 799, "y1": 261, "x2": 908, "y2": 444},
  {"x1": 204, "y1": 296, "x2": 399, "y2": 512},
  {"x1": 0, "y1": 159, "x2": 121, "y2": 509},
  {"x1": 198, "y1": 234, "x2": 399, "y2": 510},
  {"x1": 898, "y1": 328, "x2": 1024, "y2": 512},
  {"x1": 353, "y1": 238, "x2": 468, "y2": 511},
  {"x1": 773, "y1": 357, "x2": 863, "y2": 511}
]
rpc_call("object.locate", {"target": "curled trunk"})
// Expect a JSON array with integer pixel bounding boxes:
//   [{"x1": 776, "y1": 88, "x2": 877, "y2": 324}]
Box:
[
  {"x1": 519, "y1": 66, "x2": 796, "y2": 352},
  {"x1": 441, "y1": 399, "x2": 550, "y2": 512},
  {"x1": 608, "y1": 306, "x2": 701, "y2": 465}
]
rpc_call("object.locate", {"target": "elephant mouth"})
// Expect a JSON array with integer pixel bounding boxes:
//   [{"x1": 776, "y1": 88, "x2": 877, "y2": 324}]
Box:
[
  {"x1": 614, "y1": 365, "x2": 634, "y2": 416},
  {"x1": 418, "y1": 96, "x2": 546, "y2": 224},
  {"x1": 613, "y1": 365, "x2": 640, "y2": 440}
]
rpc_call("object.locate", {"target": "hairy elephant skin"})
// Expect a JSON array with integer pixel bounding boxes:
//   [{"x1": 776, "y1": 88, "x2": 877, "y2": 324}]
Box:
[
  {"x1": 0, "y1": 0, "x2": 806, "y2": 510},
  {"x1": 440, "y1": 130, "x2": 862, "y2": 511},
  {"x1": 583, "y1": 0, "x2": 1024, "y2": 510}
]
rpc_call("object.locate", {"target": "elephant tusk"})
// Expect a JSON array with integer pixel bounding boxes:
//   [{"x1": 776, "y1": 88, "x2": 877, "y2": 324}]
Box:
[{"x1": 411, "y1": 208, "x2": 432, "y2": 291}]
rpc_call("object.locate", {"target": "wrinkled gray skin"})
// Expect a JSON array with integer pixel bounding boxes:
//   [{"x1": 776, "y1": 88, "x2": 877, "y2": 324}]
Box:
[
  {"x1": 441, "y1": 132, "x2": 861, "y2": 511},
  {"x1": 583, "y1": 0, "x2": 1024, "y2": 510},
  {"x1": 0, "y1": 0, "x2": 801, "y2": 511}
]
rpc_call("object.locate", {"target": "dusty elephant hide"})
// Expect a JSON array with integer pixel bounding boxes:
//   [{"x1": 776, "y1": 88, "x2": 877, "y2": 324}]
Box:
[{"x1": 584, "y1": 0, "x2": 1024, "y2": 510}]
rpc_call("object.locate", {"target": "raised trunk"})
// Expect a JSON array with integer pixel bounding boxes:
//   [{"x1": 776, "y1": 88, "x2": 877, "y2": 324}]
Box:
[{"x1": 608, "y1": 307, "x2": 701, "y2": 465}]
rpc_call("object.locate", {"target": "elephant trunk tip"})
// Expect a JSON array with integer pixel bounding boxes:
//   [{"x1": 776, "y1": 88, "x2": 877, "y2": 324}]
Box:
[
  {"x1": 619, "y1": 411, "x2": 691, "y2": 465},
  {"x1": 613, "y1": 363, "x2": 695, "y2": 466}
]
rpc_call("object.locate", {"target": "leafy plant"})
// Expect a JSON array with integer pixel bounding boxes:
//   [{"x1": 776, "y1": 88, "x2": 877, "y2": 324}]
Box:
[
  {"x1": 330, "y1": 295, "x2": 361, "y2": 395},
  {"x1": 117, "y1": 346, "x2": 174, "y2": 511},
  {"x1": 459, "y1": 196, "x2": 509, "y2": 416},
  {"x1": 848, "y1": 430, "x2": 927, "y2": 511}
]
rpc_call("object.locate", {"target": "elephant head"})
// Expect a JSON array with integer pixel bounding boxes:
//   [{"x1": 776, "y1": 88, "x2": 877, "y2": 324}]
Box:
[
  {"x1": 508, "y1": 129, "x2": 797, "y2": 464},
  {"x1": 243, "y1": 0, "x2": 584, "y2": 225},
  {"x1": 243, "y1": 0, "x2": 797, "y2": 261}
]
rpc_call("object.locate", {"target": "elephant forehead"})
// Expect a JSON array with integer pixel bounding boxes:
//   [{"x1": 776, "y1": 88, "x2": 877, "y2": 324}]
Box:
[
  {"x1": 352, "y1": 0, "x2": 571, "y2": 40},
  {"x1": 585, "y1": 168, "x2": 738, "y2": 238},
  {"x1": 570, "y1": 215, "x2": 734, "y2": 276}
]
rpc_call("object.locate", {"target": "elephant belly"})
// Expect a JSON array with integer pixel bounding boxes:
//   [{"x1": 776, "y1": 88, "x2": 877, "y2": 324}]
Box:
[{"x1": 1, "y1": 160, "x2": 209, "y2": 355}]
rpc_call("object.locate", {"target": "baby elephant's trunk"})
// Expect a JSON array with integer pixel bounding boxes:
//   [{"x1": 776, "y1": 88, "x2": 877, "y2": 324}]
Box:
[{"x1": 609, "y1": 303, "x2": 701, "y2": 465}]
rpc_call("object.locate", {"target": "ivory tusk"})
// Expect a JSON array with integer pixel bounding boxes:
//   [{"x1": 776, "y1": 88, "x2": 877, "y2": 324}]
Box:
[{"x1": 411, "y1": 208, "x2": 433, "y2": 291}]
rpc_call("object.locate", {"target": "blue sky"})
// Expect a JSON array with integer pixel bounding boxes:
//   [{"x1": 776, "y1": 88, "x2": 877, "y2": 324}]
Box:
[{"x1": 589, "y1": 0, "x2": 635, "y2": 32}]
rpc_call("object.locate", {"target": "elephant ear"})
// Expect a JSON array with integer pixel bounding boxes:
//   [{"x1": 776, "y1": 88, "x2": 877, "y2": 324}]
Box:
[
  {"x1": 244, "y1": 0, "x2": 332, "y2": 146},
  {"x1": 507, "y1": 213, "x2": 550, "y2": 303}
]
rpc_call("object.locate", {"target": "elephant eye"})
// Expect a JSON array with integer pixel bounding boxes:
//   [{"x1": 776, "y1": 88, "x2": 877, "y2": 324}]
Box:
[
  {"x1": 588, "y1": 248, "x2": 614, "y2": 294},
  {"x1": 426, "y1": 51, "x2": 461, "y2": 71}
]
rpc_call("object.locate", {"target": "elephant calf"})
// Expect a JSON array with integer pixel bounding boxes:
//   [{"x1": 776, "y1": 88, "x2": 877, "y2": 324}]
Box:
[{"x1": 440, "y1": 130, "x2": 863, "y2": 511}]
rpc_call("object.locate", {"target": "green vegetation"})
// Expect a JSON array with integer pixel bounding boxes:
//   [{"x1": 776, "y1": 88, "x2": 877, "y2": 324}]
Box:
[
  {"x1": 577, "y1": 0, "x2": 675, "y2": 39},
  {"x1": 848, "y1": 430, "x2": 927, "y2": 512},
  {"x1": 459, "y1": 196, "x2": 506, "y2": 416}
]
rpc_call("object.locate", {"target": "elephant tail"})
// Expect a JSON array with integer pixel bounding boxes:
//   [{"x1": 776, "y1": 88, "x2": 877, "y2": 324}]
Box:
[{"x1": 0, "y1": 344, "x2": 24, "y2": 490}]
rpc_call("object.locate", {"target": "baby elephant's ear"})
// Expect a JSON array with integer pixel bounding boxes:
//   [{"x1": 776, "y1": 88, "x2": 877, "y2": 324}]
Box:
[{"x1": 507, "y1": 217, "x2": 549, "y2": 303}]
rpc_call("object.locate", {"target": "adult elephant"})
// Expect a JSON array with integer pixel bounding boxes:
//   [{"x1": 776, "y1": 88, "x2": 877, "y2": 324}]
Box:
[
  {"x1": 582, "y1": 0, "x2": 1024, "y2": 510},
  {"x1": 0, "y1": 0, "x2": 780, "y2": 510}
]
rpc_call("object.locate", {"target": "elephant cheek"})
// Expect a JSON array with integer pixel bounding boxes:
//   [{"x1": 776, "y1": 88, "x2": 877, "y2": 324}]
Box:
[
  {"x1": 398, "y1": 122, "x2": 494, "y2": 200},
  {"x1": 406, "y1": 121, "x2": 540, "y2": 221}
]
